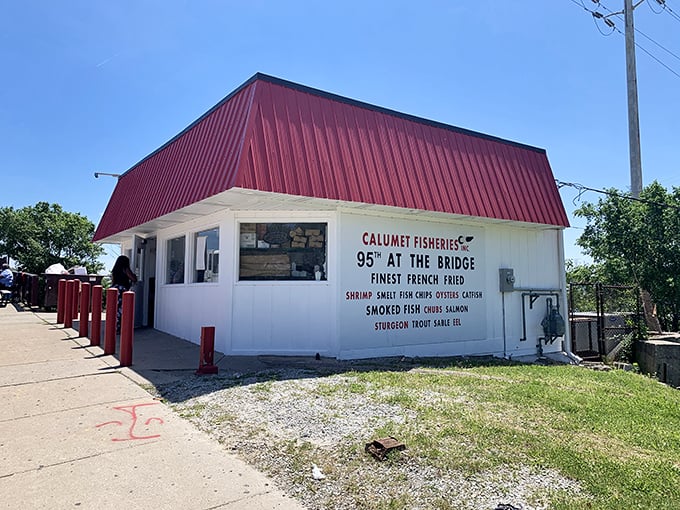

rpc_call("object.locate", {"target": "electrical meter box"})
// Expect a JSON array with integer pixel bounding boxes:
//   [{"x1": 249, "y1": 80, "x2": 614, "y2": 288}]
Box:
[{"x1": 499, "y1": 268, "x2": 515, "y2": 292}]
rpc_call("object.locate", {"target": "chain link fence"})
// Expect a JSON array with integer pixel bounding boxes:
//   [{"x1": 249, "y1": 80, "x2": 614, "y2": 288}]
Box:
[{"x1": 568, "y1": 283, "x2": 643, "y2": 361}]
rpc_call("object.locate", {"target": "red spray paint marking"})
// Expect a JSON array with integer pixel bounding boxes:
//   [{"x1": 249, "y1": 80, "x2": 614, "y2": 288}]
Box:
[{"x1": 96, "y1": 402, "x2": 164, "y2": 441}]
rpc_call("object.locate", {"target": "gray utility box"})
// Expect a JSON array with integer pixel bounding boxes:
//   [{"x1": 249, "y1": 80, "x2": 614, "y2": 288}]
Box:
[{"x1": 499, "y1": 268, "x2": 515, "y2": 292}]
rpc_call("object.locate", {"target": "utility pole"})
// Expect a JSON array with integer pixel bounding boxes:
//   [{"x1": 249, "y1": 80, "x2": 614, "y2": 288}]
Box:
[
  {"x1": 624, "y1": 0, "x2": 643, "y2": 197},
  {"x1": 584, "y1": 1, "x2": 646, "y2": 196}
]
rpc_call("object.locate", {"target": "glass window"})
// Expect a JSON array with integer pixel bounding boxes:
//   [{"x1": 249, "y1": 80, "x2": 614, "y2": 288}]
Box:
[
  {"x1": 239, "y1": 222, "x2": 327, "y2": 281},
  {"x1": 166, "y1": 236, "x2": 186, "y2": 284},
  {"x1": 194, "y1": 228, "x2": 219, "y2": 283}
]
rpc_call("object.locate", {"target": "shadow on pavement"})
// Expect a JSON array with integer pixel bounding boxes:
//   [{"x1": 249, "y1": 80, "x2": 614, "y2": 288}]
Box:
[
  {"x1": 25, "y1": 308, "x2": 518, "y2": 405},
  {"x1": 121, "y1": 327, "x2": 518, "y2": 404}
]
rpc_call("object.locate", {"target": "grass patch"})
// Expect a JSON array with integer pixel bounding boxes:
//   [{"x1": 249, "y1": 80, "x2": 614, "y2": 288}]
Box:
[
  {"x1": 168, "y1": 360, "x2": 680, "y2": 509},
  {"x1": 251, "y1": 380, "x2": 275, "y2": 394},
  {"x1": 174, "y1": 401, "x2": 207, "y2": 419},
  {"x1": 352, "y1": 363, "x2": 680, "y2": 508},
  {"x1": 313, "y1": 378, "x2": 370, "y2": 397}
]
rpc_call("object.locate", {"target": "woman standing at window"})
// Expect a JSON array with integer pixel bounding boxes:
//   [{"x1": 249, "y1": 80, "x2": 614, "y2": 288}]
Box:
[{"x1": 111, "y1": 255, "x2": 137, "y2": 331}]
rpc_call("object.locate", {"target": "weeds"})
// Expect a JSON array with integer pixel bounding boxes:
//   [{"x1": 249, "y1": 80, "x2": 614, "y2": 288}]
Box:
[{"x1": 169, "y1": 360, "x2": 680, "y2": 509}]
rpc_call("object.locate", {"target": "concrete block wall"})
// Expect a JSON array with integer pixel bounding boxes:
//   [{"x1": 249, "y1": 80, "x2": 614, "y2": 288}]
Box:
[{"x1": 636, "y1": 336, "x2": 680, "y2": 388}]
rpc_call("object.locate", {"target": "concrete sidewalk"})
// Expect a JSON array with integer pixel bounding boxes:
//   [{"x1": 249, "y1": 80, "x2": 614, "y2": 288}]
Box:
[{"x1": 0, "y1": 304, "x2": 304, "y2": 510}]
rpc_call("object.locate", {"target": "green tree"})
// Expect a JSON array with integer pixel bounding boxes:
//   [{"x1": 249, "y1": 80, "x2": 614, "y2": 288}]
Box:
[
  {"x1": 0, "y1": 202, "x2": 104, "y2": 275},
  {"x1": 574, "y1": 182, "x2": 680, "y2": 331}
]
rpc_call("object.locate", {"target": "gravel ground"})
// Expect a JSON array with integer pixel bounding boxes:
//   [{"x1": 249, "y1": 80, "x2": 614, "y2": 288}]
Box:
[{"x1": 154, "y1": 363, "x2": 586, "y2": 510}]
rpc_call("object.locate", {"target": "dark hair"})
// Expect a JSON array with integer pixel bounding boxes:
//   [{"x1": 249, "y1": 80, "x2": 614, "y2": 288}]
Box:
[
  {"x1": 112, "y1": 255, "x2": 131, "y2": 273},
  {"x1": 111, "y1": 255, "x2": 134, "y2": 288}
]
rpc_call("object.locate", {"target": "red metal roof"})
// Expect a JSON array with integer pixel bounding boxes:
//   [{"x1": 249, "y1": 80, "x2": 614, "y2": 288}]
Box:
[{"x1": 94, "y1": 74, "x2": 568, "y2": 242}]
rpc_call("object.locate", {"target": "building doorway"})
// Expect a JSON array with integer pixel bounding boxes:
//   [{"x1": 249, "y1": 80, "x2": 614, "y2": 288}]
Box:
[{"x1": 132, "y1": 236, "x2": 157, "y2": 328}]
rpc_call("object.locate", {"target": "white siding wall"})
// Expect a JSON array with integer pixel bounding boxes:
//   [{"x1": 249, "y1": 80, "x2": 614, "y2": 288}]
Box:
[
  {"x1": 150, "y1": 206, "x2": 565, "y2": 360},
  {"x1": 230, "y1": 211, "x2": 336, "y2": 355},
  {"x1": 154, "y1": 210, "x2": 234, "y2": 354},
  {"x1": 484, "y1": 223, "x2": 566, "y2": 358},
  {"x1": 336, "y1": 211, "x2": 566, "y2": 359},
  {"x1": 230, "y1": 283, "x2": 335, "y2": 354}
]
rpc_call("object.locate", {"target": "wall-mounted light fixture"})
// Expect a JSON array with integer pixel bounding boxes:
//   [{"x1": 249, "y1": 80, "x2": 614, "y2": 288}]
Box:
[{"x1": 94, "y1": 172, "x2": 122, "y2": 179}]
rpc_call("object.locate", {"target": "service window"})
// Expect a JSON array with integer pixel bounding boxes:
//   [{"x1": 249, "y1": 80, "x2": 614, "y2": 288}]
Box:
[
  {"x1": 239, "y1": 222, "x2": 327, "y2": 281},
  {"x1": 194, "y1": 228, "x2": 219, "y2": 283},
  {"x1": 166, "y1": 236, "x2": 186, "y2": 284}
]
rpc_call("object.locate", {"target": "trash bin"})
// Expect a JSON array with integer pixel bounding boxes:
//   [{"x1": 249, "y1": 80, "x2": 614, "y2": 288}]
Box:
[{"x1": 43, "y1": 273, "x2": 104, "y2": 310}]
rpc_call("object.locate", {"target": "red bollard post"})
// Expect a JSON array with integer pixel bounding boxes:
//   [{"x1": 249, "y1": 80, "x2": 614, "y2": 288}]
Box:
[
  {"x1": 196, "y1": 326, "x2": 218, "y2": 375},
  {"x1": 71, "y1": 279, "x2": 80, "y2": 320},
  {"x1": 104, "y1": 288, "x2": 118, "y2": 355},
  {"x1": 64, "y1": 280, "x2": 74, "y2": 329},
  {"x1": 56, "y1": 279, "x2": 66, "y2": 324},
  {"x1": 90, "y1": 285, "x2": 103, "y2": 347},
  {"x1": 79, "y1": 282, "x2": 91, "y2": 338},
  {"x1": 119, "y1": 291, "x2": 135, "y2": 367}
]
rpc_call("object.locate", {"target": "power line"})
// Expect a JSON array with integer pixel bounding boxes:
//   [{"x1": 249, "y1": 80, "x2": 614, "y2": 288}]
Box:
[
  {"x1": 646, "y1": 0, "x2": 666, "y2": 14},
  {"x1": 634, "y1": 24, "x2": 680, "y2": 63},
  {"x1": 598, "y1": 1, "x2": 680, "y2": 63},
  {"x1": 556, "y1": 179, "x2": 680, "y2": 210},
  {"x1": 571, "y1": 0, "x2": 680, "y2": 78},
  {"x1": 634, "y1": 40, "x2": 680, "y2": 78},
  {"x1": 654, "y1": 0, "x2": 680, "y2": 22}
]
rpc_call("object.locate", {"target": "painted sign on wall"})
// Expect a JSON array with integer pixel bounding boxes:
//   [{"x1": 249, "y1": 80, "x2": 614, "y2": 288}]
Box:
[{"x1": 340, "y1": 215, "x2": 486, "y2": 350}]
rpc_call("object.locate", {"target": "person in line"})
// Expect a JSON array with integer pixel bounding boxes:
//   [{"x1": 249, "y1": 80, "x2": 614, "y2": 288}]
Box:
[
  {"x1": 0, "y1": 263, "x2": 13, "y2": 290},
  {"x1": 0, "y1": 263, "x2": 13, "y2": 305},
  {"x1": 111, "y1": 256, "x2": 137, "y2": 331}
]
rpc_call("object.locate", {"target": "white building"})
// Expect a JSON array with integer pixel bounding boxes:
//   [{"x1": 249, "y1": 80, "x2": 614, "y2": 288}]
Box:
[{"x1": 95, "y1": 73, "x2": 571, "y2": 360}]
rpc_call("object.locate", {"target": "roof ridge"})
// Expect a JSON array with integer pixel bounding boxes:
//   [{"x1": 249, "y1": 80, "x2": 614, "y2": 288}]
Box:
[
  {"x1": 118, "y1": 72, "x2": 545, "y2": 181},
  {"x1": 251, "y1": 73, "x2": 546, "y2": 154},
  {"x1": 231, "y1": 79, "x2": 259, "y2": 188}
]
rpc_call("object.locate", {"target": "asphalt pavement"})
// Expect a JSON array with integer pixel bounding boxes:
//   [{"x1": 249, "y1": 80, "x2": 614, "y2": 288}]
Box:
[{"x1": 0, "y1": 303, "x2": 304, "y2": 510}]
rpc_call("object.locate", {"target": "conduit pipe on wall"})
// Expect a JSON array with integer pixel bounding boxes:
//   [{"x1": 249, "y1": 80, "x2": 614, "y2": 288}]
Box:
[
  {"x1": 501, "y1": 292, "x2": 507, "y2": 358},
  {"x1": 498, "y1": 231, "x2": 581, "y2": 363},
  {"x1": 518, "y1": 290, "x2": 561, "y2": 357},
  {"x1": 518, "y1": 290, "x2": 561, "y2": 344},
  {"x1": 512, "y1": 286, "x2": 579, "y2": 364},
  {"x1": 503, "y1": 282, "x2": 570, "y2": 360}
]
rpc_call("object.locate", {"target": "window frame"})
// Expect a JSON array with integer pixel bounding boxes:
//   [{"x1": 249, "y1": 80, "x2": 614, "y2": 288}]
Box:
[
  {"x1": 192, "y1": 227, "x2": 220, "y2": 284},
  {"x1": 165, "y1": 235, "x2": 186, "y2": 285},
  {"x1": 236, "y1": 221, "x2": 329, "y2": 283}
]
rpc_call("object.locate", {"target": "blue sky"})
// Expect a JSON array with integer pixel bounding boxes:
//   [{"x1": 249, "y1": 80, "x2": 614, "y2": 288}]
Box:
[{"x1": 3, "y1": 1, "x2": 679, "y2": 271}]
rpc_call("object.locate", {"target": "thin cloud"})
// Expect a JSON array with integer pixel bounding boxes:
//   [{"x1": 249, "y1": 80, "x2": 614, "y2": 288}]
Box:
[{"x1": 96, "y1": 52, "x2": 120, "y2": 68}]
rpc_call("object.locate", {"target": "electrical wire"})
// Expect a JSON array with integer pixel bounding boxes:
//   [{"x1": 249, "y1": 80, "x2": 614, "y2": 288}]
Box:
[
  {"x1": 569, "y1": 0, "x2": 680, "y2": 78},
  {"x1": 657, "y1": 0, "x2": 680, "y2": 22},
  {"x1": 647, "y1": 0, "x2": 666, "y2": 14},
  {"x1": 555, "y1": 179, "x2": 680, "y2": 210},
  {"x1": 599, "y1": 1, "x2": 680, "y2": 62},
  {"x1": 569, "y1": 0, "x2": 598, "y2": 13},
  {"x1": 568, "y1": 0, "x2": 618, "y2": 34},
  {"x1": 594, "y1": 13, "x2": 618, "y2": 35},
  {"x1": 635, "y1": 41, "x2": 680, "y2": 78},
  {"x1": 635, "y1": 24, "x2": 680, "y2": 63}
]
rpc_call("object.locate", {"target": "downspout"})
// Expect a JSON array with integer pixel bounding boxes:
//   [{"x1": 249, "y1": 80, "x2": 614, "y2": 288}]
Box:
[
  {"x1": 502, "y1": 292, "x2": 507, "y2": 358},
  {"x1": 557, "y1": 229, "x2": 581, "y2": 364}
]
